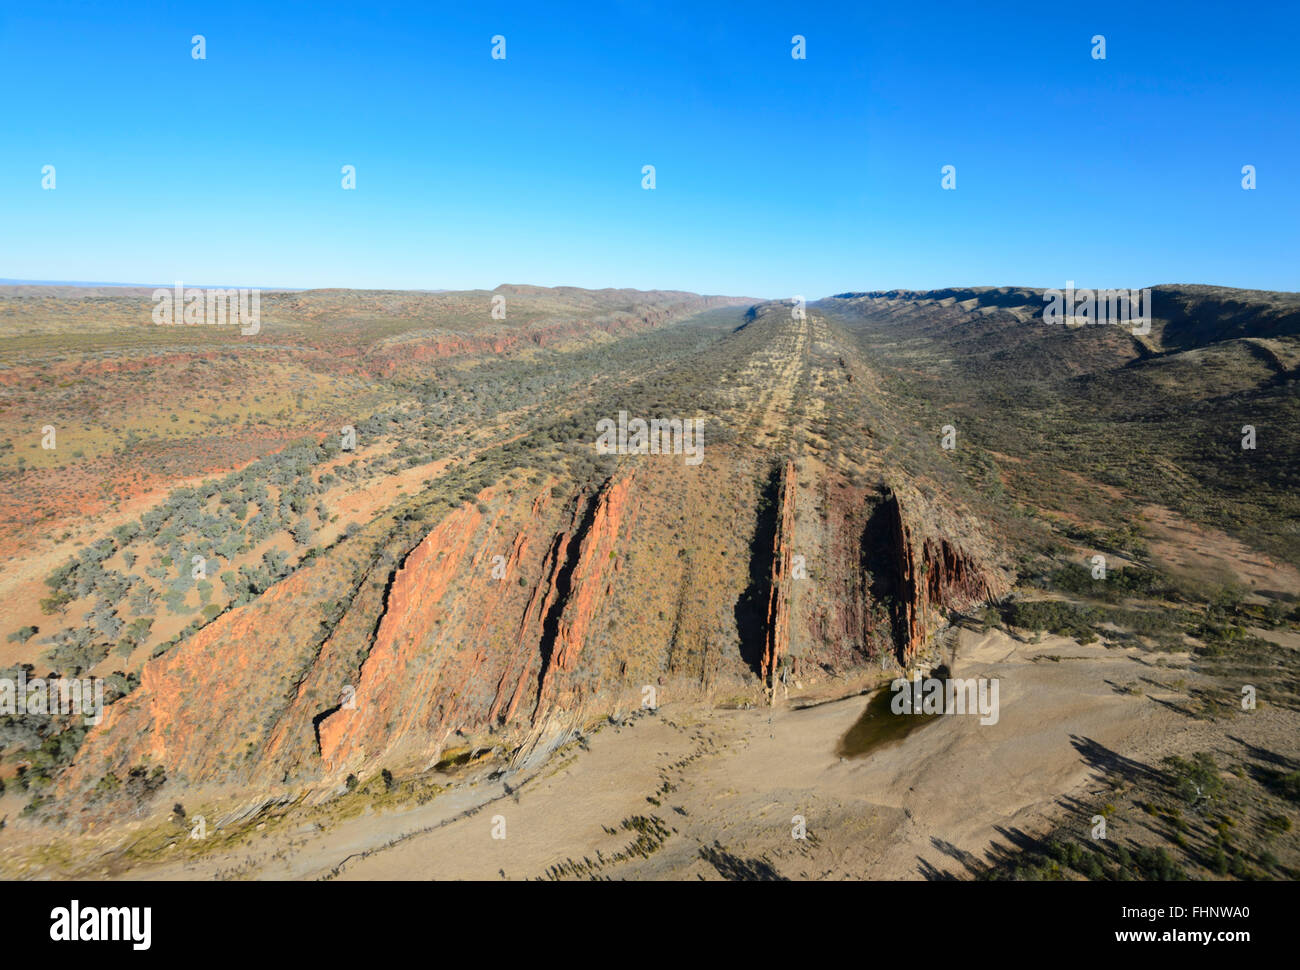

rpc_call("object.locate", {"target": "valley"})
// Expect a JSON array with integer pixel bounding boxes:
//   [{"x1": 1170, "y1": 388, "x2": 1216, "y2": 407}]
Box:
[{"x1": 0, "y1": 282, "x2": 1296, "y2": 881}]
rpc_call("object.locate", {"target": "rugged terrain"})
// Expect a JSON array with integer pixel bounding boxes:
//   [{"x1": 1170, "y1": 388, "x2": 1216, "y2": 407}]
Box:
[{"x1": 1, "y1": 282, "x2": 1296, "y2": 880}]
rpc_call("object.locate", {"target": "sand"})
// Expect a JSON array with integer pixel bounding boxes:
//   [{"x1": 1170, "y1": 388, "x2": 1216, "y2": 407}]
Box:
[{"x1": 81, "y1": 624, "x2": 1238, "y2": 881}]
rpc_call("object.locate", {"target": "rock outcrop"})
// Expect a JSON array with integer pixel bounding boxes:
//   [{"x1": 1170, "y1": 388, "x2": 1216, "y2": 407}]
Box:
[
  {"x1": 60, "y1": 472, "x2": 641, "y2": 794},
  {"x1": 315, "y1": 502, "x2": 490, "y2": 770},
  {"x1": 533, "y1": 473, "x2": 636, "y2": 716},
  {"x1": 486, "y1": 473, "x2": 637, "y2": 728},
  {"x1": 863, "y1": 489, "x2": 1003, "y2": 667},
  {"x1": 57, "y1": 459, "x2": 1000, "y2": 812},
  {"x1": 760, "y1": 460, "x2": 797, "y2": 687},
  {"x1": 315, "y1": 473, "x2": 637, "y2": 773}
]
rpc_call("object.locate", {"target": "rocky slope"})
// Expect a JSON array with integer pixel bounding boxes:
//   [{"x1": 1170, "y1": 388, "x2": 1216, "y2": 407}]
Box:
[{"x1": 26, "y1": 290, "x2": 1018, "y2": 827}]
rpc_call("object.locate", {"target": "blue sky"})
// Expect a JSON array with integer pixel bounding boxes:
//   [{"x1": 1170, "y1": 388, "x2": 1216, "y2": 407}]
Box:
[{"x1": 1, "y1": 1, "x2": 1297, "y2": 298}]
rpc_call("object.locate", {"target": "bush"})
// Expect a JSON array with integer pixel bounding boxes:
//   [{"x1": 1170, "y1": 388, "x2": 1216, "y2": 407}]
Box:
[
  {"x1": 291, "y1": 518, "x2": 313, "y2": 546},
  {"x1": 1164, "y1": 753, "x2": 1223, "y2": 808},
  {"x1": 1009, "y1": 600, "x2": 1101, "y2": 643},
  {"x1": 39, "y1": 592, "x2": 73, "y2": 615}
]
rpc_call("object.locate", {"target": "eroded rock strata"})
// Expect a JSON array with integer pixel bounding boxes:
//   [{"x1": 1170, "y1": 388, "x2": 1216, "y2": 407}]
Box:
[{"x1": 760, "y1": 460, "x2": 797, "y2": 687}]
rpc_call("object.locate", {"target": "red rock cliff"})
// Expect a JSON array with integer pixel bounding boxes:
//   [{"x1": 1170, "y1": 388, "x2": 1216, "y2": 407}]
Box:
[
  {"x1": 760, "y1": 460, "x2": 797, "y2": 687},
  {"x1": 864, "y1": 489, "x2": 1003, "y2": 667}
]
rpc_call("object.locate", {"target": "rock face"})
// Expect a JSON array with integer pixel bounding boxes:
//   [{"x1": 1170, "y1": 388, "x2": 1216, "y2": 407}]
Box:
[
  {"x1": 481, "y1": 473, "x2": 637, "y2": 730},
  {"x1": 315, "y1": 502, "x2": 490, "y2": 770},
  {"x1": 56, "y1": 459, "x2": 997, "y2": 807},
  {"x1": 61, "y1": 473, "x2": 641, "y2": 793},
  {"x1": 309, "y1": 473, "x2": 637, "y2": 773},
  {"x1": 750, "y1": 463, "x2": 999, "y2": 685},
  {"x1": 923, "y1": 537, "x2": 997, "y2": 615},
  {"x1": 533, "y1": 474, "x2": 636, "y2": 716},
  {"x1": 60, "y1": 552, "x2": 364, "y2": 789},
  {"x1": 864, "y1": 489, "x2": 1002, "y2": 667},
  {"x1": 760, "y1": 460, "x2": 797, "y2": 687}
]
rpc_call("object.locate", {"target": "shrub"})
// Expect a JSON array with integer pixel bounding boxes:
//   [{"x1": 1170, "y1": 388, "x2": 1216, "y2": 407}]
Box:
[{"x1": 1009, "y1": 600, "x2": 1101, "y2": 643}]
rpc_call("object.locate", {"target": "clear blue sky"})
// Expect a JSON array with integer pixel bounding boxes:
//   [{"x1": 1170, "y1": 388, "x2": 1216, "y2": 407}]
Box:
[{"x1": 1, "y1": 1, "x2": 1297, "y2": 298}]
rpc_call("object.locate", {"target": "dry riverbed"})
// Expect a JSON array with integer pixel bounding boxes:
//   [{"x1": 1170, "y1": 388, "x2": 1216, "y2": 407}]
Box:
[{"x1": 9, "y1": 624, "x2": 1244, "y2": 881}]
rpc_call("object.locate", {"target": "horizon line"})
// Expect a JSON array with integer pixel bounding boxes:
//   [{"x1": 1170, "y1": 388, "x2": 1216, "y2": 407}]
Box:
[{"x1": 2, "y1": 279, "x2": 1297, "y2": 301}]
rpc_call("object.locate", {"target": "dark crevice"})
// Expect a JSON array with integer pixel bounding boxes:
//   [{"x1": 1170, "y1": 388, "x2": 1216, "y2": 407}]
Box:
[
  {"x1": 312, "y1": 704, "x2": 342, "y2": 755},
  {"x1": 734, "y1": 462, "x2": 783, "y2": 677},
  {"x1": 533, "y1": 481, "x2": 607, "y2": 710},
  {"x1": 860, "y1": 487, "x2": 911, "y2": 664},
  {"x1": 308, "y1": 533, "x2": 409, "y2": 756}
]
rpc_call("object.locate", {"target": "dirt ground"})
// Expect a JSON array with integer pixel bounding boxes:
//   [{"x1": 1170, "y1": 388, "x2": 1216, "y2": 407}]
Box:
[{"x1": 16, "y1": 622, "x2": 1276, "y2": 882}]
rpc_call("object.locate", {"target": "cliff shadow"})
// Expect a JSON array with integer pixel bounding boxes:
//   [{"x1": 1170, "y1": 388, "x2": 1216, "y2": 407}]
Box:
[
  {"x1": 535, "y1": 485, "x2": 604, "y2": 700},
  {"x1": 734, "y1": 462, "x2": 783, "y2": 677},
  {"x1": 859, "y1": 488, "x2": 907, "y2": 664}
]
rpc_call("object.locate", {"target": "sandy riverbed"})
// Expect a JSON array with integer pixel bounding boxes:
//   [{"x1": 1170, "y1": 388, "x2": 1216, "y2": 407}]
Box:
[{"x1": 82, "y1": 624, "x2": 1241, "y2": 881}]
